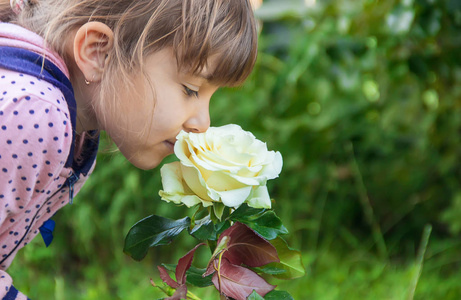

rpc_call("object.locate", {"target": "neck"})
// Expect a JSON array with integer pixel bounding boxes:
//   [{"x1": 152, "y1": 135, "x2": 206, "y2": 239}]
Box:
[
  {"x1": 70, "y1": 70, "x2": 100, "y2": 133},
  {"x1": 65, "y1": 33, "x2": 100, "y2": 134}
]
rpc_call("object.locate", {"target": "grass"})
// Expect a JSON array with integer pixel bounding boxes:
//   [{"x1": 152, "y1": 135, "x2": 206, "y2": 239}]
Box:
[{"x1": 7, "y1": 227, "x2": 461, "y2": 300}]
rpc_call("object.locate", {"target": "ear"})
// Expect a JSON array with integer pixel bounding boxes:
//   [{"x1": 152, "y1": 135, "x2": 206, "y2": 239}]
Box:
[{"x1": 73, "y1": 21, "x2": 114, "y2": 83}]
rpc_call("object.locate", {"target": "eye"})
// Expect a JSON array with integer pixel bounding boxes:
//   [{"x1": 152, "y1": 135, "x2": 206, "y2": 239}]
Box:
[{"x1": 183, "y1": 85, "x2": 199, "y2": 98}]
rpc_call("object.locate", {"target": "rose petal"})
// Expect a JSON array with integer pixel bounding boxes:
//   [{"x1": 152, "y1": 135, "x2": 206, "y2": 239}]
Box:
[
  {"x1": 227, "y1": 173, "x2": 265, "y2": 186},
  {"x1": 160, "y1": 163, "x2": 183, "y2": 190},
  {"x1": 218, "y1": 143, "x2": 254, "y2": 165},
  {"x1": 189, "y1": 153, "x2": 224, "y2": 176},
  {"x1": 246, "y1": 186, "x2": 271, "y2": 209},
  {"x1": 180, "y1": 195, "x2": 204, "y2": 207},
  {"x1": 159, "y1": 162, "x2": 191, "y2": 205},
  {"x1": 174, "y1": 131, "x2": 192, "y2": 162},
  {"x1": 180, "y1": 165, "x2": 214, "y2": 201},
  {"x1": 195, "y1": 151, "x2": 244, "y2": 172},
  {"x1": 214, "y1": 186, "x2": 253, "y2": 208},
  {"x1": 165, "y1": 125, "x2": 283, "y2": 210},
  {"x1": 206, "y1": 171, "x2": 247, "y2": 191},
  {"x1": 159, "y1": 191, "x2": 183, "y2": 204},
  {"x1": 259, "y1": 151, "x2": 283, "y2": 180},
  {"x1": 236, "y1": 165, "x2": 263, "y2": 178},
  {"x1": 199, "y1": 199, "x2": 214, "y2": 207}
]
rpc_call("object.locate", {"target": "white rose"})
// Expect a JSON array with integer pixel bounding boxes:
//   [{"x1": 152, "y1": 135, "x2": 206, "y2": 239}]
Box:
[{"x1": 159, "y1": 124, "x2": 283, "y2": 209}]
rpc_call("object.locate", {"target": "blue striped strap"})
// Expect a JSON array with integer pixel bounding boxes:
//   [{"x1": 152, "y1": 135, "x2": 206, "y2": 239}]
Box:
[{"x1": 2, "y1": 285, "x2": 31, "y2": 300}]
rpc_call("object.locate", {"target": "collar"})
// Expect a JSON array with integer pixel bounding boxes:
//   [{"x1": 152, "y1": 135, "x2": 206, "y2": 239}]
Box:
[{"x1": 0, "y1": 46, "x2": 99, "y2": 176}]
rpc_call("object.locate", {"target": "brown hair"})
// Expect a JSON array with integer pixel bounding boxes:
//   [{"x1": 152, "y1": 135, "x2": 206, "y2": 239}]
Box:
[{"x1": 1, "y1": 0, "x2": 258, "y2": 132}]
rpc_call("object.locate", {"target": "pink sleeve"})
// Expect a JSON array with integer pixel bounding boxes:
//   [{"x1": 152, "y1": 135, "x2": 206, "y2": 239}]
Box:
[
  {"x1": 0, "y1": 90, "x2": 72, "y2": 300},
  {"x1": 0, "y1": 270, "x2": 29, "y2": 300},
  {"x1": 0, "y1": 94, "x2": 72, "y2": 224}
]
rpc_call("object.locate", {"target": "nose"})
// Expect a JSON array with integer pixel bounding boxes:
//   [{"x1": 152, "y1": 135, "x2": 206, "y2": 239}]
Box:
[{"x1": 184, "y1": 100, "x2": 210, "y2": 133}]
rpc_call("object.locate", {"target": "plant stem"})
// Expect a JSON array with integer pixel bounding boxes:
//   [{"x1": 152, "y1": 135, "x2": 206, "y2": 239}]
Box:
[
  {"x1": 217, "y1": 251, "x2": 225, "y2": 294},
  {"x1": 407, "y1": 224, "x2": 432, "y2": 300},
  {"x1": 150, "y1": 279, "x2": 172, "y2": 297},
  {"x1": 309, "y1": 175, "x2": 330, "y2": 269},
  {"x1": 347, "y1": 141, "x2": 388, "y2": 260},
  {"x1": 191, "y1": 205, "x2": 202, "y2": 225},
  {"x1": 187, "y1": 290, "x2": 202, "y2": 300}
]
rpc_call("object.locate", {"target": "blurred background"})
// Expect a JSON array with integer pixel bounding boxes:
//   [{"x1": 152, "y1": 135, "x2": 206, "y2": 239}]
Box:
[{"x1": 9, "y1": 0, "x2": 461, "y2": 299}]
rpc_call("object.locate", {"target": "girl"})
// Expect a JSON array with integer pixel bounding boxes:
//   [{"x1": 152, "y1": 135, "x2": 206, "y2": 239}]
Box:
[{"x1": 0, "y1": 0, "x2": 257, "y2": 298}]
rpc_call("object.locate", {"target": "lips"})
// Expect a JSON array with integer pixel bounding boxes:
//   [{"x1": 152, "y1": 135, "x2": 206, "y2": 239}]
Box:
[{"x1": 164, "y1": 140, "x2": 176, "y2": 153}]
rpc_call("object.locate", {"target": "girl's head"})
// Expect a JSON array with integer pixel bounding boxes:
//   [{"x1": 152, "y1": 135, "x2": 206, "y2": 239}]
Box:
[
  {"x1": 1, "y1": 0, "x2": 258, "y2": 169},
  {"x1": 2, "y1": 0, "x2": 257, "y2": 83}
]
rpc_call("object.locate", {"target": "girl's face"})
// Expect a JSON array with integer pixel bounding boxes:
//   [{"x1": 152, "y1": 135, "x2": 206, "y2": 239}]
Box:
[{"x1": 102, "y1": 48, "x2": 219, "y2": 170}]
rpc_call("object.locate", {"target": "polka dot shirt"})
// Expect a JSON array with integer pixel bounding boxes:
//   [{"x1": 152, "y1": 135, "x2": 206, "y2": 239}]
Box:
[{"x1": 0, "y1": 69, "x2": 95, "y2": 298}]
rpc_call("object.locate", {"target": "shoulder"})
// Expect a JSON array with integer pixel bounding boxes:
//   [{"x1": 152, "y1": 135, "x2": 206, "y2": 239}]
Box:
[
  {"x1": 0, "y1": 68, "x2": 71, "y2": 116},
  {"x1": 0, "y1": 68, "x2": 73, "y2": 162}
]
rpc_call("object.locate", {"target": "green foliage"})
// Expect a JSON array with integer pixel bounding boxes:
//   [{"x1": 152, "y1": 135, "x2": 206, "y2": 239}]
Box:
[
  {"x1": 248, "y1": 291, "x2": 265, "y2": 300},
  {"x1": 247, "y1": 290, "x2": 295, "y2": 300},
  {"x1": 212, "y1": 0, "x2": 461, "y2": 257},
  {"x1": 265, "y1": 237, "x2": 305, "y2": 280},
  {"x1": 228, "y1": 204, "x2": 289, "y2": 240},
  {"x1": 7, "y1": 0, "x2": 461, "y2": 298},
  {"x1": 124, "y1": 216, "x2": 191, "y2": 261},
  {"x1": 162, "y1": 264, "x2": 213, "y2": 288},
  {"x1": 263, "y1": 290, "x2": 294, "y2": 300},
  {"x1": 190, "y1": 216, "x2": 218, "y2": 240}
]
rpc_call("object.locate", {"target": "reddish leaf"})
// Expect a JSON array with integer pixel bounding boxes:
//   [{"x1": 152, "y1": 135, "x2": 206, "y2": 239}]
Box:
[
  {"x1": 175, "y1": 243, "x2": 205, "y2": 285},
  {"x1": 212, "y1": 259, "x2": 276, "y2": 300},
  {"x1": 204, "y1": 236, "x2": 231, "y2": 277},
  {"x1": 165, "y1": 284, "x2": 188, "y2": 300},
  {"x1": 218, "y1": 222, "x2": 279, "y2": 267},
  {"x1": 158, "y1": 266, "x2": 180, "y2": 289},
  {"x1": 204, "y1": 259, "x2": 217, "y2": 277}
]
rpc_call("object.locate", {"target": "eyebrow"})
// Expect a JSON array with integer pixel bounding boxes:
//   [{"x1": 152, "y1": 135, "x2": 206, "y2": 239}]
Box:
[{"x1": 197, "y1": 72, "x2": 213, "y2": 81}]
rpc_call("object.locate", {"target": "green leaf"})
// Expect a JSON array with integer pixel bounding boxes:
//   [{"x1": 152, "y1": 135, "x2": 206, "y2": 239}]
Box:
[
  {"x1": 229, "y1": 204, "x2": 266, "y2": 219},
  {"x1": 212, "y1": 235, "x2": 230, "y2": 259},
  {"x1": 264, "y1": 290, "x2": 294, "y2": 300},
  {"x1": 229, "y1": 205, "x2": 288, "y2": 240},
  {"x1": 209, "y1": 205, "x2": 220, "y2": 224},
  {"x1": 213, "y1": 202, "x2": 226, "y2": 220},
  {"x1": 252, "y1": 266, "x2": 287, "y2": 275},
  {"x1": 386, "y1": 5, "x2": 415, "y2": 35},
  {"x1": 124, "y1": 215, "x2": 191, "y2": 261},
  {"x1": 247, "y1": 290, "x2": 265, "y2": 300},
  {"x1": 190, "y1": 216, "x2": 232, "y2": 241},
  {"x1": 215, "y1": 220, "x2": 231, "y2": 236},
  {"x1": 265, "y1": 237, "x2": 305, "y2": 279},
  {"x1": 161, "y1": 264, "x2": 213, "y2": 288},
  {"x1": 190, "y1": 216, "x2": 215, "y2": 241},
  {"x1": 183, "y1": 266, "x2": 213, "y2": 287}
]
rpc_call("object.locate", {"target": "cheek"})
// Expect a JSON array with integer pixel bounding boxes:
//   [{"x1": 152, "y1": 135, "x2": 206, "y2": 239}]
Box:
[
  {"x1": 152, "y1": 90, "x2": 192, "y2": 122},
  {"x1": 120, "y1": 83, "x2": 157, "y2": 131},
  {"x1": 97, "y1": 98, "x2": 155, "y2": 147}
]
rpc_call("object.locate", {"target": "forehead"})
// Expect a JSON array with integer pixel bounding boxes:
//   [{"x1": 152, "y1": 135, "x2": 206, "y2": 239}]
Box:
[
  {"x1": 142, "y1": 48, "x2": 217, "y2": 84},
  {"x1": 177, "y1": 52, "x2": 220, "y2": 82}
]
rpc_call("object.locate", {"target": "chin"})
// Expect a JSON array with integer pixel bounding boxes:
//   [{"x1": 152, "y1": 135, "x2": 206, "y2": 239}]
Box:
[
  {"x1": 134, "y1": 160, "x2": 161, "y2": 170},
  {"x1": 126, "y1": 155, "x2": 162, "y2": 170},
  {"x1": 118, "y1": 144, "x2": 171, "y2": 170}
]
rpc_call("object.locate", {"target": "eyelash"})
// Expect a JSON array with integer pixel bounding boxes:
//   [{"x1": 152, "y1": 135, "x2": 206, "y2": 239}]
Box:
[{"x1": 183, "y1": 85, "x2": 199, "y2": 98}]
